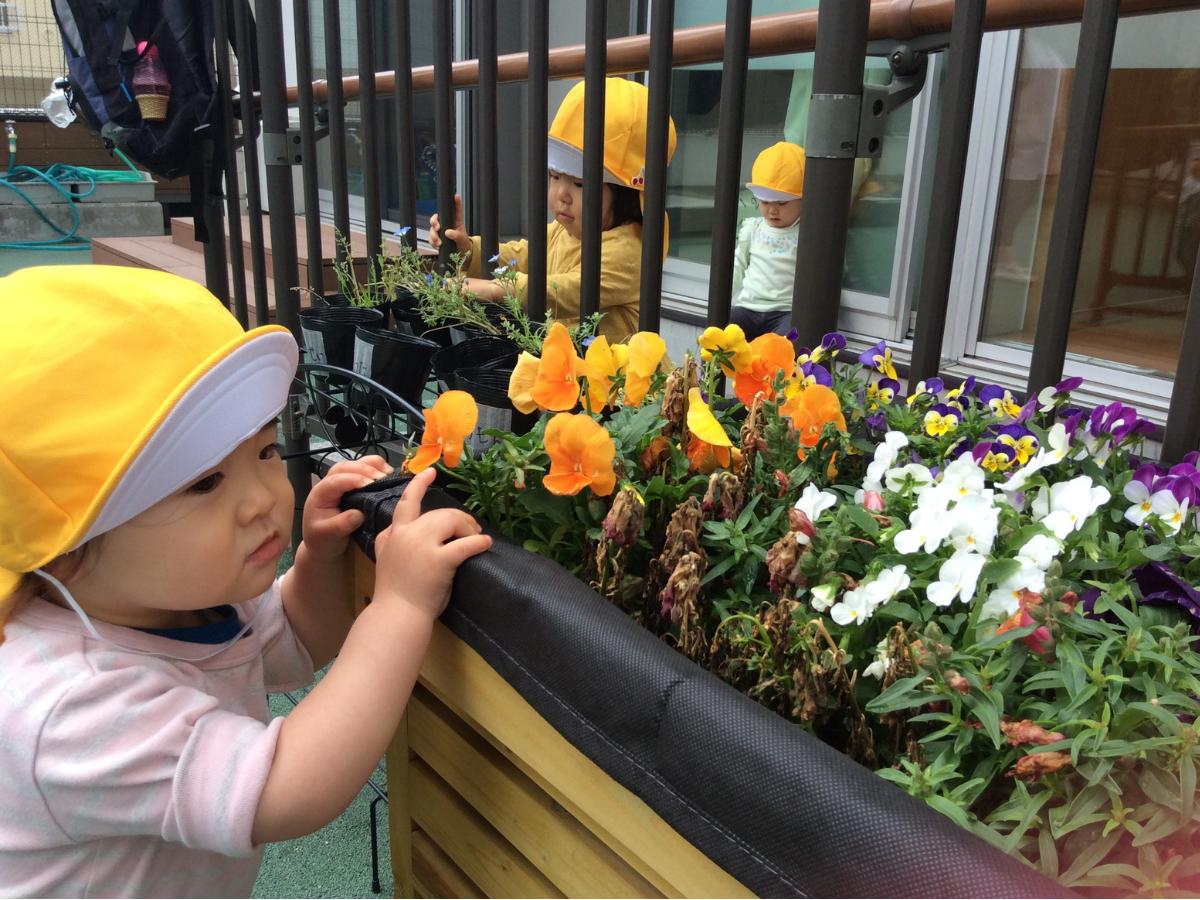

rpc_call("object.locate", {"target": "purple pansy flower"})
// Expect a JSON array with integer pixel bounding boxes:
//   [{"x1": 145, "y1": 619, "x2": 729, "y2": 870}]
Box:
[
  {"x1": 800, "y1": 361, "x2": 833, "y2": 387},
  {"x1": 821, "y1": 332, "x2": 847, "y2": 354},
  {"x1": 1089, "y1": 402, "x2": 1154, "y2": 442}
]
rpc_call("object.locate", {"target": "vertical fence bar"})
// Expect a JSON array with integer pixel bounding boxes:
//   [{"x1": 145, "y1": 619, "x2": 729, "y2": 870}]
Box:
[
  {"x1": 256, "y1": 0, "x2": 307, "y2": 544},
  {"x1": 213, "y1": 0, "x2": 248, "y2": 328},
  {"x1": 477, "y1": 0, "x2": 499, "y2": 274},
  {"x1": 525, "y1": 0, "x2": 549, "y2": 321},
  {"x1": 705, "y1": 0, "x2": 752, "y2": 327},
  {"x1": 323, "y1": 0, "x2": 352, "y2": 263},
  {"x1": 393, "y1": 0, "x2": 418, "y2": 250},
  {"x1": 639, "y1": 0, "x2": 675, "y2": 332},
  {"x1": 433, "y1": 4, "x2": 456, "y2": 272},
  {"x1": 791, "y1": 0, "x2": 871, "y2": 349},
  {"x1": 579, "y1": 0, "x2": 607, "y2": 320},
  {"x1": 356, "y1": 0, "x2": 383, "y2": 274},
  {"x1": 908, "y1": 0, "x2": 985, "y2": 382},
  {"x1": 234, "y1": 0, "x2": 269, "y2": 326},
  {"x1": 200, "y1": 140, "x2": 230, "y2": 306},
  {"x1": 295, "y1": 0, "x2": 325, "y2": 296},
  {"x1": 1026, "y1": 0, "x2": 1119, "y2": 395},
  {"x1": 1161, "y1": 253, "x2": 1200, "y2": 460}
]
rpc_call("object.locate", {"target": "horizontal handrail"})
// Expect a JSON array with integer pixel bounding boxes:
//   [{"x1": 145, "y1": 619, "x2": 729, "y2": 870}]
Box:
[{"x1": 277, "y1": 0, "x2": 1200, "y2": 105}]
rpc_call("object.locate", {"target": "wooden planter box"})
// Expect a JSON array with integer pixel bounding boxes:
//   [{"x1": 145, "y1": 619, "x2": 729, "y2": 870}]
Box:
[
  {"x1": 342, "y1": 480, "x2": 1061, "y2": 899},
  {"x1": 353, "y1": 550, "x2": 752, "y2": 898}
]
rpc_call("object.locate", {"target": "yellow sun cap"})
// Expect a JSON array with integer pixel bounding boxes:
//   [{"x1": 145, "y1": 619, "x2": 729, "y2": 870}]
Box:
[
  {"x1": 546, "y1": 77, "x2": 677, "y2": 190},
  {"x1": 746, "y1": 141, "x2": 807, "y2": 201},
  {"x1": 0, "y1": 265, "x2": 298, "y2": 601}
]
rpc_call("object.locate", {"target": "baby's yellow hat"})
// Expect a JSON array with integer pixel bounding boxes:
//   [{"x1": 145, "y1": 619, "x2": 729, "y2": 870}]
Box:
[
  {"x1": 546, "y1": 77, "x2": 677, "y2": 189},
  {"x1": 747, "y1": 141, "x2": 807, "y2": 201},
  {"x1": 0, "y1": 265, "x2": 297, "y2": 604}
]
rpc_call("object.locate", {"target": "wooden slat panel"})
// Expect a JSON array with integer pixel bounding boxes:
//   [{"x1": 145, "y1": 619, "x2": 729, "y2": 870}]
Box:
[
  {"x1": 387, "y1": 711, "x2": 413, "y2": 898},
  {"x1": 411, "y1": 829, "x2": 483, "y2": 899},
  {"x1": 409, "y1": 758, "x2": 563, "y2": 899},
  {"x1": 410, "y1": 686, "x2": 661, "y2": 898},
  {"x1": 416, "y1": 622, "x2": 753, "y2": 898}
]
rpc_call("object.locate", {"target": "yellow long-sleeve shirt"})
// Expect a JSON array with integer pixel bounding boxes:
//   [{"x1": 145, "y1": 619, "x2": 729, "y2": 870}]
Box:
[{"x1": 466, "y1": 221, "x2": 642, "y2": 343}]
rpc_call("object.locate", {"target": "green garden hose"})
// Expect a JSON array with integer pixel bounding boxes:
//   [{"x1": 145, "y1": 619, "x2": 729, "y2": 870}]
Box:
[{"x1": 1, "y1": 135, "x2": 146, "y2": 251}]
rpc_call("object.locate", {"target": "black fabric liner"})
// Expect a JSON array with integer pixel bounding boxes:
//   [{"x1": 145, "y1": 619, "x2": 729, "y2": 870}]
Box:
[{"x1": 344, "y1": 475, "x2": 1071, "y2": 898}]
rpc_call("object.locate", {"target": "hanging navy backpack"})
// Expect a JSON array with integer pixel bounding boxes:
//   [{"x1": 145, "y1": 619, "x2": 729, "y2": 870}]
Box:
[{"x1": 49, "y1": 0, "x2": 257, "y2": 240}]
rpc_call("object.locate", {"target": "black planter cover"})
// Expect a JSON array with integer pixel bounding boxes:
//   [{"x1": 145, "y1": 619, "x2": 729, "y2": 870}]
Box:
[
  {"x1": 352, "y1": 326, "x2": 438, "y2": 408},
  {"x1": 342, "y1": 477, "x2": 1071, "y2": 899},
  {"x1": 298, "y1": 306, "x2": 384, "y2": 369}
]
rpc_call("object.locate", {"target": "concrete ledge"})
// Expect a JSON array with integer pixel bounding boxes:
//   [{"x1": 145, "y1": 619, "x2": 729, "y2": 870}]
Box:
[{"x1": 0, "y1": 200, "x2": 164, "y2": 242}]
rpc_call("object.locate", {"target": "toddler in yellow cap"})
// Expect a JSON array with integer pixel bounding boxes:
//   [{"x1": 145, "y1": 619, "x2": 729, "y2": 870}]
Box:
[
  {"x1": 0, "y1": 265, "x2": 490, "y2": 896},
  {"x1": 430, "y1": 77, "x2": 676, "y2": 343},
  {"x1": 731, "y1": 141, "x2": 807, "y2": 341}
]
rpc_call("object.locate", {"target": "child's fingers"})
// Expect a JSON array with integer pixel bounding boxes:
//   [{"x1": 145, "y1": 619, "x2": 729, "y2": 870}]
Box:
[
  {"x1": 453, "y1": 193, "x2": 464, "y2": 227},
  {"x1": 417, "y1": 508, "x2": 484, "y2": 543},
  {"x1": 310, "y1": 507, "x2": 365, "y2": 536},
  {"x1": 310, "y1": 470, "x2": 380, "y2": 503},
  {"x1": 393, "y1": 467, "x2": 436, "y2": 524},
  {"x1": 439, "y1": 532, "x2": 492, "y2": 568}
]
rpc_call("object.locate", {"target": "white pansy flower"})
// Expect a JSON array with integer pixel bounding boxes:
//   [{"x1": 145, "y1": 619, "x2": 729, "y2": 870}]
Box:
[
  {"x1": 865, "y1": 431, "x2": 912, "y2": 490},
  {"x1": 885, "y1": 463, "x2": 933, "y2": 494},
  {"x1": 870, "y1": 565, "x2": 911, "y2": 606},
  {"x1": 948, "y1": 492, "x2": 999, "y2": 555},
  {"x1": 1150, "y1": 491, "x2": 1190, "y2": 535},
  {"x1": 809, "y1": 582, "x2": 838, "y2": 613},
  {"x1": 1002, "y1": 423, "x2": 1070, "y2": 494},
  {"x1": 941, "y1": 455, "x2": 987, "y2": 498},
  {"x1": 831, "y1": 588, "x2": 871, "y2": 626},
  {"x1": 863, "y1": 637, "x2": 893, "y2": 680},
  {"x1": 1016, "y1": 533, "x2": 1061, "y2": 570},
  {"x1": 983, "y1": 565, "x2": 1046, "y2": 619},
  {"x1": 926, "y1": 552, "x2": 986, "y2": 608},
  {"x1": 1123, "y1": 478, "x2": 1155, "y2": 527},
  {"x1": 1032, "y1": 475, "x2": 1111, "y2": 540},
  {"x1": 894, "y1": 506, "x2": 952, "y2": 555},
  {"x1": 794, "y1": 483, "x2": 838, "y2": 523}
]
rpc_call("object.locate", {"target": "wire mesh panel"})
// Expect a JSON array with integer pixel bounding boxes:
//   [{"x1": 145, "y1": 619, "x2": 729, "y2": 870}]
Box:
[{"x1": 0, "y1": 9, "x2": 66, "y2": 113}]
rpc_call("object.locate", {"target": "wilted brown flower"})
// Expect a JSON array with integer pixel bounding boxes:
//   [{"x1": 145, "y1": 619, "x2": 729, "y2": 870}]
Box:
[
  {"x1": 946, "y1": 671, "x2": 970, "y2": 696},
  {"x1": 603, "y1": 485, "x2": 645, "y2": 547},
  {"x1": 661, "y1": 550, "x2": 705, "y2": 625},
  {"x1": 766, "y1": 533, "x2": 807, "y2": 598},
  {"x1": 640, "y1": 435, "x2": 671, "y2": 473},
  {"x1": 702, "y1": 470, "x2": 744, "y2": 521},
  {"x1": 1009, "y1": 751, "x2": 1073, "y2": 781},
  {"x1": 1001, "y1": 719, "x2": 1066, "y2": 747}
]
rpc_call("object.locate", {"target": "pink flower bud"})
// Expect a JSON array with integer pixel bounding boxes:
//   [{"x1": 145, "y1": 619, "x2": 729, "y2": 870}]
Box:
[{"x1": 862, "y1": 490, "x2": 885, "y2": 512}]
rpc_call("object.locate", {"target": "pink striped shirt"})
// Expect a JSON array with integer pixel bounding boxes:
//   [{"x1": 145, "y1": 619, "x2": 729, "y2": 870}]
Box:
[{"x1": 0, "y1": 579, "x2": 313, "y2": 898}]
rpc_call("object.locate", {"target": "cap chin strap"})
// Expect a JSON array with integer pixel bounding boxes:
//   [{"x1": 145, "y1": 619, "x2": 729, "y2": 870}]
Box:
[{"x1": 31, "y1": 568, "x2": 267, "y2": 663}]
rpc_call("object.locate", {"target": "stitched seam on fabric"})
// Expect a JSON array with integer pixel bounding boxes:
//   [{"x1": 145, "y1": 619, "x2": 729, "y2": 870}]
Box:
[{"x1": 450, "y1": 609, "x2": 809, "y2": 897}]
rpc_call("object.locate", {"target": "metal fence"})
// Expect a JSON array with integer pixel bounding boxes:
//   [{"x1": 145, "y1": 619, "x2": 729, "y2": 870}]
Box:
[
  {"x1": 0, "y1": 10, "x2": 65, "y2": 114},
  {"x1": 198, "y1": 0, "x2": 1200, "y2": 510}
]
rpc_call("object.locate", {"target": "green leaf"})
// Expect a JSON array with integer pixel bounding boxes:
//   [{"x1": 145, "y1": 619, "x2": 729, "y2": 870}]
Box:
[
  {"x1": 1181, "y1": 754, "x2": 1196, "y2": 824},
  {"x1": 1059, "y1": 829, "x2": 1121, "y2": 885},
  {"x1": 1131, "y1": 807, "x2": 1183, "y2": 847},
  {"x1": 865, "y1": 674, "x2": 934, "y2": 714},
  {"x1": 1037, "y1": 825, "x2": 1059, "y2": 880},
  {"x1": 925, "y1": 793, "x2": 971, "y2": 830},
  {"x1": 846, "y1": 503, "x2": 880, "y2": 536}
]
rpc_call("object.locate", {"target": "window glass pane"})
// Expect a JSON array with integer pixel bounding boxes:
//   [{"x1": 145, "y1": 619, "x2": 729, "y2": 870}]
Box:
[
  {"x1": 665, "y1": 0, "x2": 915, "y2": 299},
  {"x1": 979, "y1": 12, "x2": 1200, "y2": 377}
]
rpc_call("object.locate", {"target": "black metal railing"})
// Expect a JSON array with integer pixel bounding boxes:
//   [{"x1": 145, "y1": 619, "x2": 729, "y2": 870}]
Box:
[{"x1": 201, "y1": 0, "x2": 1200, "y2": 512}]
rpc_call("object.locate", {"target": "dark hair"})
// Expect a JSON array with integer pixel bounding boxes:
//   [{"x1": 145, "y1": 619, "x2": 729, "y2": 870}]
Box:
[
  {"x1": 608, "y1": 185, "x2": 643, "y2": 229},
  {"x1": 6, "y1": 541, "x2": 102, "y2": 621}
]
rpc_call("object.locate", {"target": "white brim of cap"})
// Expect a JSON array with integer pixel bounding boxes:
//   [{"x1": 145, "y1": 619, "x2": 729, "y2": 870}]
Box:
[
  {"x1": 80, "y1": 331, "x2": 298, "y2": 544},
  {"x1": 747, "y1": 183, "x2": 803, "y2": 202},
  {"x1": 547, "y1": 137, "x2": 623, "y2": 186}
]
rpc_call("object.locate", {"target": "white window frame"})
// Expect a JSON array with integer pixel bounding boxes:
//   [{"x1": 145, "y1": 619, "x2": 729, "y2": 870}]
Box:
[
  {"x1": 658, "y1": 47, "x2": 945, "y2": 346},
  {"x1": 0, "y1": 2, "x2": 18, "y2": 34}
]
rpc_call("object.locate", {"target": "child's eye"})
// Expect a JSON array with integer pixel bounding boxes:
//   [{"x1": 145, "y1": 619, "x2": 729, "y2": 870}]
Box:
[
  {"x1": 260, "y1": 442, "x2": 283, "y2": 461},
  {"x1": 573, "y1": 180, "x2": 584, "y2": 189},
  {"x1": 187, "y1": 472, "x2": 223, "y2": 494}
]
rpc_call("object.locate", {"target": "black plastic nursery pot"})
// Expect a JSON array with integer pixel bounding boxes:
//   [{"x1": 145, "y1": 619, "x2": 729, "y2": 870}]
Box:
[
  {"x1": 342, "y1": 477, "x2": 1070, "y2": 899},
  {"x1": 352, "y1": 326, "x2": 439, "y2": 409},
  {"x1": 430, "y1": 335, "x2": 520, "y2": 383},
  {"x1": 450, "y1": 366, "x2": 538, "y2": 444},
  {"x1": 298, "y1": 306, "x2": 385, "y2": 369}
]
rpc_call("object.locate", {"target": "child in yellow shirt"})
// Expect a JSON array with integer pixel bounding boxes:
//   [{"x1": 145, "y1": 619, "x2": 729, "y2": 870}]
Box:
[{"x1": 431, "y1": 77, "x2": 675, "y2": 343}]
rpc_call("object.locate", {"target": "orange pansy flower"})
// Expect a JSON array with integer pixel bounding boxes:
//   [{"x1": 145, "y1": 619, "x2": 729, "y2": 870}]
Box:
[
  {"x1": 779, "y1": 383, "x2": 846, "y2": 459},
  {"x1": 543, "y1": 413, "x2": 617, "y2": 497},
  {"x1": 406, "y1": 390, "x2": 478, "y2": 473},
  {"x1": 583, "y1": 335, "x2": 629, "y2": 412},
  {"x1": 623, "y1": 331, "x2": 667, "y2": 407},
  {"x1": 530, "y1": 322, "x2": 582, "y2": 411},
  {"x1": 732, "y1": 333, "x2": 796, "y2": 406},
  {"x1": 507, "y1": 351, "x2": 541, "y2": 414}
]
